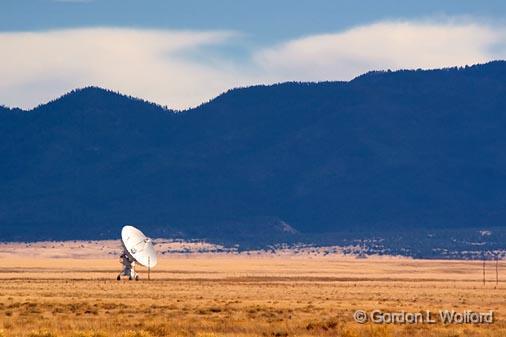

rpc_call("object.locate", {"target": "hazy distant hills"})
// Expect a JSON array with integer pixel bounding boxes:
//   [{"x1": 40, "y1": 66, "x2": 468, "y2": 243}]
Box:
[{"x1": 2, "y1": 61, "x2": 506, "y2": 249}]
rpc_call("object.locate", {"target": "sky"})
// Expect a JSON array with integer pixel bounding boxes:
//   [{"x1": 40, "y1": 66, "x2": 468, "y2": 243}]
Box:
[{"x1": 1, "y1": 0, "x2": 506, "y2": 109}]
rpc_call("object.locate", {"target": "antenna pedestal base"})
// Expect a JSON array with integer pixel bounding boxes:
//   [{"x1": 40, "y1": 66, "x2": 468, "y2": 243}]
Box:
[{"x1": 118, "y1": 250, "x2": 139, "y2": 280}]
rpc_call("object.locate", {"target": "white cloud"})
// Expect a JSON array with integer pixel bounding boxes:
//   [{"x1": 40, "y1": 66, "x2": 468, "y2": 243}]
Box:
[
  {"x1": 254, "y1": 20, "x2": 506, "y2": 82},
  {"x1": 0, "y1": 28, "x2": 248, "y2": 109},
  {"x1": 1, "y1": 20, "x2": 506, "y2": 110}
]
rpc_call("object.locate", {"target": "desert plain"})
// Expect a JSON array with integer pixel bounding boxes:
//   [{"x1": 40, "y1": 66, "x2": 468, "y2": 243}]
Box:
[{"x1": 0, "y1": 241, "x2": 505, "y2": 337}]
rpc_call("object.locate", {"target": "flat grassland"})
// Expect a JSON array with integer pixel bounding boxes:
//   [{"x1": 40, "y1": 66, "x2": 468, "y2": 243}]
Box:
[{"x1": 0, "y1": 243, "x2": 505, "y2": 337}]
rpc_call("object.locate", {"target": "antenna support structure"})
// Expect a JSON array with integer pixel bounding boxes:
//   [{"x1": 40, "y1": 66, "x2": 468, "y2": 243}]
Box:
[{"x1": 117, "y1": 250, "x2": 139, "y2": 281}]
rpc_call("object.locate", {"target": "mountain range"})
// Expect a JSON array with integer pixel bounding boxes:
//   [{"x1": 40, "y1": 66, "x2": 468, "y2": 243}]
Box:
[{"x1": 2, "y1": 61, "x2": 506, "y2": 252}]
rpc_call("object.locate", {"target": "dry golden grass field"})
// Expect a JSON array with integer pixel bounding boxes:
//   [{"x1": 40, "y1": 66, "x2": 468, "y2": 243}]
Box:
[{"x1": 0, "y1": 241, "x2": 505, "y2": 337}]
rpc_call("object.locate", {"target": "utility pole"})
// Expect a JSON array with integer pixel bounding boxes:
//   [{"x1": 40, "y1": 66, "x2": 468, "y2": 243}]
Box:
[
  {"x1": 496, "y1": 256, "x2": 499, "y2": 288},
  {"x1": 483, "y1": 258, "x2": 486, "y2": 286}
]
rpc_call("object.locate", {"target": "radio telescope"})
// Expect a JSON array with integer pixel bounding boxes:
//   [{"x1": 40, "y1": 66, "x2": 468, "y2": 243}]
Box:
[{"x1": 117, "y1": 225, "x2": 158, "y2": 280}]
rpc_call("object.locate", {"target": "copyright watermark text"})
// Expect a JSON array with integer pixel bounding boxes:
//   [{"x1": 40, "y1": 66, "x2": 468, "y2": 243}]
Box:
[{"x1": 353, "y1": 310, "x2": 494, "y2": 324}]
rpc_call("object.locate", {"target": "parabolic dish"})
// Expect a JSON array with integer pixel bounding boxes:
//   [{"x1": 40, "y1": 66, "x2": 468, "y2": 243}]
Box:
[{"x1": 121, "y1": 225, "x2": 158, "y2": 268}]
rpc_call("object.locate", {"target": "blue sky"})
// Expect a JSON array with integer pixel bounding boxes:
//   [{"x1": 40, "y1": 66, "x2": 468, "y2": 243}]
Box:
[
  {"x1": 2, "y1": 0, "x2": 506, "y2": 109},
  {"x1": 3, "y1": 0, "x2": 506, "y2": 39}
]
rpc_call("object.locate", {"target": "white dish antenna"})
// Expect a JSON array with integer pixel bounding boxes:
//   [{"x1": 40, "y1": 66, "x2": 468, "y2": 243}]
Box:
[{"x1": 117, "y1": 225, "x2": 157, "y2": 280}]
